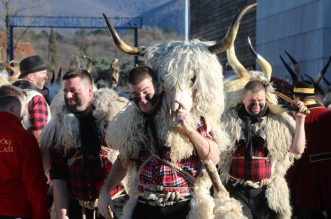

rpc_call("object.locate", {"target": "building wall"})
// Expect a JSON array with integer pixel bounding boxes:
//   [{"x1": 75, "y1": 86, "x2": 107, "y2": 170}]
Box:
[
  {"x1": 190, "y1": 0, "x2": 257, "y2": 73},
  {"x1": 190, "y1": 0, "x2": 331, "y2": 82},
  {"x1": 257, "y1": 0, "x2": 331, "y2": 80}
]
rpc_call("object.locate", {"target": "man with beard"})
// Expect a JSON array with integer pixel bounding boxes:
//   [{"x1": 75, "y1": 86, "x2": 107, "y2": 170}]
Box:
[
  {"x1": 220, "y1": 80, "x2": 307, "y2": 219},
  {"x1": 0, "y1": 85, "x2": 49, "y2": 219},
  {"x1": 13, "y1": 55, "x2": 50, "y2": 141},
  {"x1": 40, "y1": 69, "x2": 128, "y2": 219}
]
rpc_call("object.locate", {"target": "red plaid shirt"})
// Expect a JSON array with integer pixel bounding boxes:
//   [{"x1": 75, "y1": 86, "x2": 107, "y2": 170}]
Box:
[
  {"x1": 49, "y1": 146, "x2": 123, "y2": 200},
  {"x1": 28, "y1": 96, "x2": 49, "y2": 130},
  {"x1": 136, "y1": 117, "x2": 211, "y2": 194},
  {"x1": 230, "y1": 138, "x2": 272, "y2": 182}
]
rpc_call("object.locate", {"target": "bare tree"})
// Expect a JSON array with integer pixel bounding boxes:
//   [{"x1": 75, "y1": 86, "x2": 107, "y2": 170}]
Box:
[{"x1": 0, "y1": 0, "x2": 51, "y2": 61}]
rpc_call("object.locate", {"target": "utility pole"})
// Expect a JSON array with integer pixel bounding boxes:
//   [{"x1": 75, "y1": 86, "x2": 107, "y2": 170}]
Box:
[
  {"x1": 5, "y1": 0, "x2": 10, "y2": 62},
  {"x1": 185, "y1": 0, "x2": 189, "y2": 42}
]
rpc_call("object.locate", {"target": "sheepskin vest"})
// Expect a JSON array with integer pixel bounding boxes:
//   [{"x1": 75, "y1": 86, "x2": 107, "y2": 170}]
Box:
[
  {"x1": 220, "y1": 108, "x2": 297, "y2": 219},
  {"x1": 106, "y1": 103, "x2": 228, "y2": 219},
  {"x1": 40, "y1": 88, "x2": 129, "y2": 174},
  {"x1": 22, "y1": 89, "x2": 51, "y2": 131}
]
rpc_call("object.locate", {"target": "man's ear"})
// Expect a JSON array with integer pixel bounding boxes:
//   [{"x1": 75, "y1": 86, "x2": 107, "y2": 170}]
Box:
[
  {"x1": 88, "y1": 85, "x2": 93, "y2": 97},
  {"x1": 9, "y1": 101, "x2": 17, "y2": 113},
  {"x1": 25, "y1": 73, "x2": 34, "y2": 81}
]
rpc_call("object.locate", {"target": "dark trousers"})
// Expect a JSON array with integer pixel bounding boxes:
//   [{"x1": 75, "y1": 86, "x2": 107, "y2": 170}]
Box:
[
  {"x1": 132, "y1": 199, "x2": 190, "y2": 219},
  {"x1": 226, "y1": 182, "x2": 277, "y2": 219},
  {"x1": 68, "y1": 198, "x2": 105, "y2": 219}
]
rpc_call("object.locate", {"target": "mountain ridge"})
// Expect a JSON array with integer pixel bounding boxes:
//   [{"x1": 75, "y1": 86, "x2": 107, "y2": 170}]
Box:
[{"x1": 46, "y1": 0, "x2": 184, "y2": 35}]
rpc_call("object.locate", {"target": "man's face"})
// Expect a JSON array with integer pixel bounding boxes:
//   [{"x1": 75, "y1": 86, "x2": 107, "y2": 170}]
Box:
[
  {"x1": 63, "y1": 77, "x2": 93, "y2": 113},
  {"x1": 129, "y1": 77, "x2": 158, "y2": 114},
  {"x1": 29, "y1": 70, "x2": 48, "y2": 89},
  {"x1": 242, "y1": 89, "x2": 266, "y2": 115}
]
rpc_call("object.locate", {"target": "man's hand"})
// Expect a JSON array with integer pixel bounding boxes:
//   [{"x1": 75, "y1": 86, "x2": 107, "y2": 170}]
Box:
[
  {"x1": 292, "y1": 100, "x2": 307, "y2": 120},
  {"x1": 176, "y1": 100, "x2": 194, "y2": 133},
  {"x1": 98, "y1": 187, "x2": 115, "y2": 219}
]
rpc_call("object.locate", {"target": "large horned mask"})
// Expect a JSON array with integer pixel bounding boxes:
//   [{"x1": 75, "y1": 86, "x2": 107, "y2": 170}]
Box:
[{"x1": 103, "y1": 4, "x2": 256, "y2": 118}]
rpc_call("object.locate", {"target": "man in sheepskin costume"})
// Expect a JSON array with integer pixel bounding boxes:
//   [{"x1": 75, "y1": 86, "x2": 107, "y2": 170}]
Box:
[
  {"x1": 220, "y1": 79, "x2": 307, "y2": 219},
  {"x1": 97, "y1": 4, "x2": 260, "y2": 219},
  {"x1": 98, "y1": 65, "x2": 227, "y2": 219},
  {"x1": 40, "y1": 69, "x2": 129, "y2": 219}
]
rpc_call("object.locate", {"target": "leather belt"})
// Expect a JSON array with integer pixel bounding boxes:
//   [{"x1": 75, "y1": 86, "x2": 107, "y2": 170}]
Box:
[{"x1": 310, "y1": 152, "x2": 331, "y2": 162}]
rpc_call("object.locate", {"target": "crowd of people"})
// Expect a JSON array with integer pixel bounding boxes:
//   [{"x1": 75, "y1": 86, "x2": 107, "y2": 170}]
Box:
[{"x1": 0, "y1": 53, "x2": 330, "y2": 219}]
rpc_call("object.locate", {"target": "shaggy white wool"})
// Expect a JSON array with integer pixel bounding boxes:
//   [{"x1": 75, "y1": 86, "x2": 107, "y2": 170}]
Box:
[
  {"x1": 106, "y1": 39, "x2": 231, "y2": 218},
  {"x1": 40, "y1": 88, "x2": 128, "y2": 177},
  {"x1": 188, "y1": 173, "x2": 214, "y2": 219},
  {"x1": 220, "y1": 108, "x2": 297, "y2": 218},
  {"x1": 0, "y1": 73, "x2": 9, "y2": 85}
]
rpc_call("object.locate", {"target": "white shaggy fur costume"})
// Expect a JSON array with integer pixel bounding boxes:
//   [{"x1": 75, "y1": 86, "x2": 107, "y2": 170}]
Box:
[
  {"x1": 220, "y1": 93, "x2": 299, "y2": 219},
  {"x1": 40, "y1": 88, "x2": 129, "y2": 218},
  {"x1": 40, "y1": 87, "x2": 129, "y2": 186},
  {"x1": 102, "y1": 4, "x2": 258, "y2": 217},
  {"x1": 105, "y1": 39, "x2": 242, "y2": 219}
]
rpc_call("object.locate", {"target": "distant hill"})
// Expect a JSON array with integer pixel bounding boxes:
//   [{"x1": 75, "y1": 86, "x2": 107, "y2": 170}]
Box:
[{"x1": 46, "y1": 0, "x2": 185, "y2": 35}]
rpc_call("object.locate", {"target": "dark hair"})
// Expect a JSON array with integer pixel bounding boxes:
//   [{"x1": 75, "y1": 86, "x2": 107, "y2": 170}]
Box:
[
  {"x1": 128, "y1": 66, "x2": 157, "y2": 85},
  {"x1": 0, "y1": 85, "x2": 24, "y2": 110},
  {"x1": 62, "y1": 69, "x2": 93, "y2": 85},
  {"x1": 243, "y1": 80, "x2": 266, "y2": 94},
  {"x1": 0, "y1": 96, "x2": 21, "y2": 109},
  {"x1": 0, "y1": 84, "x2": 26, "y2": 99}
]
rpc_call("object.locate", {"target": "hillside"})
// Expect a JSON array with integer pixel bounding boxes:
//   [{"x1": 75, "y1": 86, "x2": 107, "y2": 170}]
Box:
[
  {"x1": 46, "y1": 0, "x2": 185, "y2": 35},
  {"x1": 16, "y1": 27, "x2": 184, "y2": 83}
]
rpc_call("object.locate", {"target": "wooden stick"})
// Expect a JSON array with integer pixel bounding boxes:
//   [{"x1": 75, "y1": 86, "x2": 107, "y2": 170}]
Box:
[
  {"x1": 273, "y1": 91, "x2": 294, "y2": 104},
  {"x1": 273, "y1": 91, "x2": 310, "y2": 115}
]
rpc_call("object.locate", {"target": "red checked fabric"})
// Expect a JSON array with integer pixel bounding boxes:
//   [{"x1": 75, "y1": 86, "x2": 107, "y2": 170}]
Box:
[
  {"x1": 49, "y1": 146, "x2": 123, "y2": 200},
  {"x1": 28, "y1": 95, "x2": 49, "y2": 130},
  {"x1": 230, "y1": 138, "x2": 272, "y2": 182},
  {"x1": 137, "y1": 117, "x2": 212, "y2": 194}
]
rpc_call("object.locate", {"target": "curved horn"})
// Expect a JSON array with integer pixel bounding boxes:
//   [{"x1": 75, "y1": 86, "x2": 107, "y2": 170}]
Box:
[
  {"x1": 111, "y1": 58, "x2": 120, "y2": 89},
  {"x1": 83, "y1": 55, "x2": 92, "y2": 73},
  {"x1": 285, "y1": 50, "x2": 300, "y2": 75},
  {"x1": 103, "y1": 13, "x2": 145, "y2": 56},
  {"x1": 323, "y1": 76, "x2": 331, "y2": 86},
  {"x1": 50, "y1": 70, "x2": 56, "y2": 84},
  {"x1": 57, "y1": 67, "x2": 62, "y2": 82},
  {"x1": 280, "y1": 55, "x2": 298, "y2": 83},
  {"x1": 5, "y1": 62, "x2": 21, "y2": 81},
  {"x1": 314, "y1": 56, "x2": 331, "y2": 85},
  {"x1": 208, "y1": 3, "x2": 256, "y2": 55},
  {"x1": 218, "y1": 4, "x2": 257, "y2": 78},
  {"x1": 248, "y1": 37, "x2": 272, "y2": 80},
  {"x1": 304, "y1": 73, "x2": 314, "y2": 83},
  {"x1": 5, "y1": 63, "x2": 16, "y2": 76}
]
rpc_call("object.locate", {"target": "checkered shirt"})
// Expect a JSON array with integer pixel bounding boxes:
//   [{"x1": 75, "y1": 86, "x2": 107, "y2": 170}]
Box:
[
  {"x1": 137, "y1": 117, "x2": 212, "y2": 194},
  {"x1": 28, "y1": 96, "x2": 49, "y2": 130},
  {"x1": 230, "y1": 138, "x2": 272, "y2": 182},
  {"x1": 49, "y1": 146, "x2": 123, "y2": 200}
]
